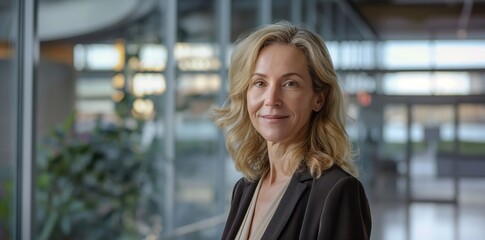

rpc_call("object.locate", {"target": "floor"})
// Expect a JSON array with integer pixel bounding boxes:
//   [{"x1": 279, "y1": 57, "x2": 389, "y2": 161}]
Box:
[{"x1": 369, "y1": 144, "x2": 485, "y2": 240}]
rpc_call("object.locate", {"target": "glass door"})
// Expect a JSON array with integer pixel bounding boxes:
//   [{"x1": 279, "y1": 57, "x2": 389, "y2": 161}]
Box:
[{"x1": 409, "y1": 104, "x2": 457, "y2": 202}]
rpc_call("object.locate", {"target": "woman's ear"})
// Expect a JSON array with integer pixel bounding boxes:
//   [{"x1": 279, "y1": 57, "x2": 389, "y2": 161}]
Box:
[{"x1": 313, "y1": 91, "x2": 325, "y2": 112}]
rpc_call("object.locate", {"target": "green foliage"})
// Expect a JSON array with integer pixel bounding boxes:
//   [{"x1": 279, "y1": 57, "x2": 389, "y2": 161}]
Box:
[
  {"x1": 0, "y1": 178, "x2": 13, "y2": 239},
  {"x1": 36, "y1": 114, "x2": 162, "y2": 240}
]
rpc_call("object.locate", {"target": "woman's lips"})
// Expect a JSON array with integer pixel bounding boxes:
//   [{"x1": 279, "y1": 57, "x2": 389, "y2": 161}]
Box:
[
  {"x1": 261, "y1": 114, "x2": 288, "y2": 119},
  {"x1": 259, "y1": 115, "x2": 289, "y2": 123}
]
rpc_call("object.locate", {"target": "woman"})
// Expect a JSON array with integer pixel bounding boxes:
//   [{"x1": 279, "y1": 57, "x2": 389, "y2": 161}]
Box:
[{"x1": 213, "y1": 22, "x2": 371, "y2": 240}]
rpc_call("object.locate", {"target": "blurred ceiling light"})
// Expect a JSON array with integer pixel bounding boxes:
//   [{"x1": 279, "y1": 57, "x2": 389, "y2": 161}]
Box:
[
  {"x1": 112, "y1": 90, "x2": 124, "y2": 102},
  {"x1": 128, "y1": 56, "x2": 141, "y2": 70},
  {"x1": 383, "y1": 72, "x2": 470, "y2": 95},
  {"x1": 85, "y1": 44, "x2": 121, "y2": 70},
  {"x1": 113, "y1": 40, "x2": 125, "y2": 71},
  {"x1": 179, "y1": 58, "x2": 220, "y2": 71},
  {"x1": 73, "y1": 44, "x2": 86, "y2": 70},
  {"x1": 140, "y1": 44, "x2": 167, "y2": 71},
  {"x1": 112, "y1": 73, "x2": 125, "y2": 89},
  {"x1": 383, "y1": 41, "x2": 431, "y2": 69},
  {"x1": 178, "y1": 74, "x2": 221, "y2": 95},
  {"x1": 132, "y1": 98, "x2": 155, "y2": 120},
  {"x1": 176, "y1": 43, "x2": 220, "y2": 71},
  {"x1": 384, "y1": 72, "x2": 432, "y2": 95},
  {"x1": 434, "y1": 41, "x2": 485, "y2": 68},
  {"x1": 132, "y1": 73, "x2": 166, "y2": 97},
  {"x1": 432, "y1": 72, "x2": 470, "y2": 95}
]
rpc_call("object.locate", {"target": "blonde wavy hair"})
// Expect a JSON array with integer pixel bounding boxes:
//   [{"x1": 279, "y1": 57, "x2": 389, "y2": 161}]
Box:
[{"x1": 213, "y1": 22, "x2": 357, "y2": 181}]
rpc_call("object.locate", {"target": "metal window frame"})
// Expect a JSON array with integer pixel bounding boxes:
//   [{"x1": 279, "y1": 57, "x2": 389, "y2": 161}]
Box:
[{"x1": 16, "y1": 0, "x2": 38, "y2": 239}]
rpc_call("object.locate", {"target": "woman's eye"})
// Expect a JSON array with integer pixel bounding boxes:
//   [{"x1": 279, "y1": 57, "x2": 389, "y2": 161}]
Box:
[
  {"x1": 284, "y1": 81, "x2": 297, "y2": 87},
  {"x1": 254, "y1": 81, "x2": 264, "y2": 87}
]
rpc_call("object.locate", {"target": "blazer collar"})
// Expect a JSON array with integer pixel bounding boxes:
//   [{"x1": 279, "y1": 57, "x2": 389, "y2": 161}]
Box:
[
  {"x1": 226, "y1": 167, "x2": 314, "y2": 240},
  {"x1": 226, "y1": 179, "x2": 258, "y2": 239},
  {"x1": 262, "y1": 167, "x2": 312, "y2": 239}
]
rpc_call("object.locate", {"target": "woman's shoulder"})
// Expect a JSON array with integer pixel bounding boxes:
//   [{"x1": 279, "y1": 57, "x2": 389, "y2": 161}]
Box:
[
  {"x1": 311, "y1": 164, "x2": 362, "y2": 191},
  {"x1": 232, "y1": 176, "x2": 257, "y2": 194}
]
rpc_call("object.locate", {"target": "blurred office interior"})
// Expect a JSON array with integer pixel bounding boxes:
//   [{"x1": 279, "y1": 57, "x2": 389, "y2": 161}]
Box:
[{"x1": 1, "y1": 0, "x2": 485, "y2": 239}]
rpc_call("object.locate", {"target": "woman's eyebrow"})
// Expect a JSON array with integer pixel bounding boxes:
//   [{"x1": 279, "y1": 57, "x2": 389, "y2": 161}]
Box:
[
  {"x1": 251, "y1": 73, "x2": 266, "y2": 78},
  {"x1": 251, "y1": 72, "x2": 304, "y2": 79},
  {"x1": 281, "y1": 72, "x2": 304, "y2": 79}
]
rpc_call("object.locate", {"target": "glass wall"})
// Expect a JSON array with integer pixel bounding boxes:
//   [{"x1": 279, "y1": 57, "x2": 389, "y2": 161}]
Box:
[{"x1": 6, "y1": 0, "x2": 485, "y2": 239}]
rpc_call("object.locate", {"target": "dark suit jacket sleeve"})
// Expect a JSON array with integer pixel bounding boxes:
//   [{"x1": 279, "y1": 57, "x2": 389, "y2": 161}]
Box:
[{"x1": 318, "y1": 176, "x2": 372, "y2": 240}]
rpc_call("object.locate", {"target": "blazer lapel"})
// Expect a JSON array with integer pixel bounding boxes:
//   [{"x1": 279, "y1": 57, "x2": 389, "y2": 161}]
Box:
[
  {"x1": 226, "y1": 180, "x2": 258, "y2": 239},
  {"x1": 261, "y1": 169, "x2": 312, "y2": 239}
]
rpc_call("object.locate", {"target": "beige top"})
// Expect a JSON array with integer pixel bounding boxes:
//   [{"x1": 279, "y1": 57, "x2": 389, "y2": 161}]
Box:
[{"x1": 235, "y1": 177, "x2": 291, "y2": 240}]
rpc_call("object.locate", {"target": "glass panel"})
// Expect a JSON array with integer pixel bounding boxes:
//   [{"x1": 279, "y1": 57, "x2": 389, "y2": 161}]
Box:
[
  {"x1": 458, "y1": 104, "x2": 485, "y2": 155},
  {"x1": 0, "y1": 0, "x2": 17, "y2": 239},
  {"x1": 231, "y1": 0, "x2": 258, "y2": 42},
  {"x1": 382, "y1": 105, "x2": 408, "y2": 161},
  {"x1": 383, "y1": 72, "x2": 471, "y2": 95},
  {"x1": 174, "y1": 72, "x2": 221, "y2": 226},
  {"x1": 343, "y1": 73, "x2": 377, "y2": 94},
  {"x1": 382, "y1": 40, "x2": 485, "y2": 69},
  {"x1": 326, "y1": 41, "x2": 340, "y2": 69},
  {"x1": 376, "y1": 104, "x2": 408, "y2": 200},
  {"x1": 174, "y1": 2, "x2": 226, "y2": 238},
  {"x1": 382, "y1": 41, "x2": 432, "y2": 69},
  {"x1": 272, "y1": 0, "x2": 291, "y2": 23},
  {"x1": 434, "y1": 40, "x2": 485, "y2": 68},
  {"x1": 411, "y1": 105, "x2": 455, "y2": 201},
  {"x1": 35, "y1": 5, "x2": 164, "y2": 240}
]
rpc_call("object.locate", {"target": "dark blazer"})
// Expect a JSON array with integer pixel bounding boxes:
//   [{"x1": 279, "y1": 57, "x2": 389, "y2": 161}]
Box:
[{"x1": 221, "y1": 165, "x2": 371, "y2": 240}]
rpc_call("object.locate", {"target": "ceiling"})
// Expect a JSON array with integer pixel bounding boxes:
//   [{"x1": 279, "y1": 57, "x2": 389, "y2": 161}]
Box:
[
  {"x1": 177, "y1": 0, "x2": 485, "y2": 42},
  {"x1": 2, "y1": 0, "x2": 484, "y2": 42},
  {"x1": 349, "y1": 0, "x2": 485, "y2": 40}
]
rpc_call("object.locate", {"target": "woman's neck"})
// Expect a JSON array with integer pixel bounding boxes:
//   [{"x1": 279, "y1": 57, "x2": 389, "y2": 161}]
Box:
[{"x1": 265, "y1": 142, "x2": 296, "y2": 186}]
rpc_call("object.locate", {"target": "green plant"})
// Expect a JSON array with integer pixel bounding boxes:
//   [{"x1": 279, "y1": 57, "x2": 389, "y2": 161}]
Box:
[
  {"x1": 36, "y1": 114, "x2": 162, "y2": 240},
  {"x1": 0, "y1": 177, "x2": 13, "y2": 240}
]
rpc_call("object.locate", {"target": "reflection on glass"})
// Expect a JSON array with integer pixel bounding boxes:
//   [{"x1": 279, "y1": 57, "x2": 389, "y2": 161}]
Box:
[
  {"x1": 382, "y1": 40, "x2": 485, "y2": 69},
  {"x1": 132, "y1": 98, "x2": 155, "y2": 120},
  {"x1": 434, "y1": 40, "x2": 485, "y2": 68},
  {"x1": 344, "y1": 73, "x2": 377, "y2": 94},
  {"x1": 75, "y1": 44, "x2": 123, "y2": 70},
  {"x1": 459, "y1": 104, "x2": 485, "y2": 155},
  {"x1": 0, "y1": 2, "x2": 16, "y2": 239},
  {"x1": 383, "y1": 72, "x2": 471, "y2": 95},
  {"x1": 139, "y1": 44, "x2": 166, "y2": 71},
  {"x1": 410, "y1": 105, "x2": 455, "y2": 200},
  {"x1": 132, "y1": 73, "x2": 166, "y2": 97},
  {"x1": 178, "y1": 74, "x2": 221, "y2": 96},
  {"x1": 176, "y1": 43, "x2": 221, "y2": 71},
  {"x1": 383, "y1": 41, "x2": 432, "y2": 69}
]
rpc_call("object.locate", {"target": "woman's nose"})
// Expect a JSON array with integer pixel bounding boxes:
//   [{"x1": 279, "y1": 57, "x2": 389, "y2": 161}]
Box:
[{"x1": 264, "y1": 85, "x2": 281, "y2": 107}]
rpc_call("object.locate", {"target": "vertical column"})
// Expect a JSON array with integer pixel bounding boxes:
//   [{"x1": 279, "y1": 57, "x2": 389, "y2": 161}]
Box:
[
  {"x1": 405, "y1": 103, "x2": 412, "y2": 240},
  {"x1": 322, "y1": 0, "x2": 333, "y2": 40},
  {"x1": 405, "y1": 103, "x2": 412, "y2": 202},
  {"x1": 17, "y1": 0, "x2": 38, "y2": 239},
  {"x1": 306, "y1": 0, "x2": 317, "y2": 31},
  {"x1": 163, "y1": 0, "x2": 177, "y2": 234},
  {"x1": 453, "y1": 103, "x2": 459, "y2": 203},
  {"x1": 291, "y1": 0, "x2": 302, "y2": 25},
  {"x1": 453, "y1": 102, "x2": 460, "y2": 240},
  {"x1": 216, "y1": 0, "x2": 231, "y2": 212},
  {"x1": 258, "y1": 0, "x2": 272, "y2": 25},
  {"x1": 336, "y1": 8, "x2": 346, "y2": 70}
]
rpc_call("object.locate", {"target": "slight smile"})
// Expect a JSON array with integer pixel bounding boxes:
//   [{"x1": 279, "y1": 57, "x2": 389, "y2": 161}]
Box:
[{"x1": 260, "y1": 114, "x2": 290, "y2": 122}]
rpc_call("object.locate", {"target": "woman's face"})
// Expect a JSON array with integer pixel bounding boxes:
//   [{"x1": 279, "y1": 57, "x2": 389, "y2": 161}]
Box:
[{"x1": 247, "y1": 44, "x2": 324, "y2": 145}]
